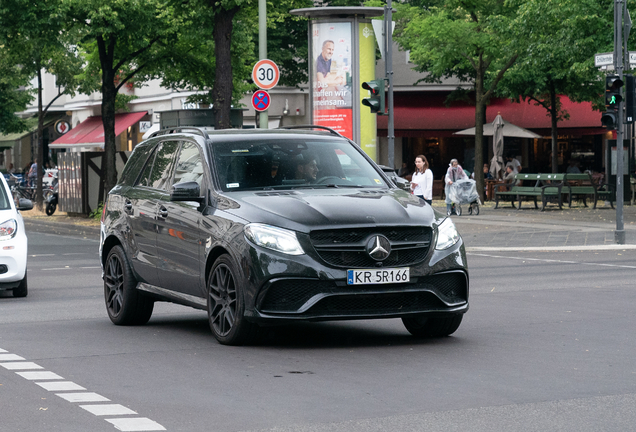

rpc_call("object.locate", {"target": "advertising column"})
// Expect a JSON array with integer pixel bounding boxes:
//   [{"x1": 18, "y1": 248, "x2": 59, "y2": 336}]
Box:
[
  {"x1": 311, "y1": 22, "x2": 354, "y2": 139},
  {"x1": 358, "y1": 22, "x2": 377, "y2": 161}
]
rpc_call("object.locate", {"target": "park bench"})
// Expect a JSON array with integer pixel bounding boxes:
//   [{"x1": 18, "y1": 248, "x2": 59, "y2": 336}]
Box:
[
  {"x1": 561, "y1": 173, "x2": 613, "y2": 209},
  {"x1": 494, "y1": 173, "x2": 564, "y2": 211}
]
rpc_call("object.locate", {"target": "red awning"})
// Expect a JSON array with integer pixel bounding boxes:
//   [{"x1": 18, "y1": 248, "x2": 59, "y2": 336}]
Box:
[
  {"x1": 50, "y1": 112, "x2": 147, "y2": 149},
  {"x1": 377, "y1": 93, "x2": 607, "y2": 137}
]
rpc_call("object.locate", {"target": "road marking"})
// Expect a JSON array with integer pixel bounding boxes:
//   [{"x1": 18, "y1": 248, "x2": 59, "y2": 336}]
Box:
[
  {"x1": 467, "y1": 244, "x2": 636, "y2": 252},
  {"x1": 57, "y1": 392, "x2": 111, "y2": 403},
  {"x1": 1, "y1": 347, "x2": 166, "y2": 430},
  {"x1": 468, "y1": 253, "x2": 636, "y2": 269},
  {"x1": 105, "y1": 417, "x2": 166, "y2": 431},
  {"x1": 80, "y1": 404, "x2": 137, "y2": 416},
  {"x1": 17, "y1": 371, "x2": 64, "y2": 380},
  {"x1": 0, "y1": 354, "x2": 25, "y2": 361},
  {"x1": 36, "y1": 381, "x2": 86, "y2": 391},
  {"x1": 0, "y1": 362, "x2": 43, "y2": 370}
]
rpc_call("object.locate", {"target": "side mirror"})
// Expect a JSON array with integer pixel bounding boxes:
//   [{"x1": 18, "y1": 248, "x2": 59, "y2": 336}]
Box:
[
  {"x1": 17, "y1": 198, "x2": 33, "y2": 211},
  {"x1": 171, "y1": 181, "x2": 203, "y2": 203}
]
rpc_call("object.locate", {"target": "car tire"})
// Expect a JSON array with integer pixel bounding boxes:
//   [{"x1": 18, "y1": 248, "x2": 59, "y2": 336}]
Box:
[
  {"x1": 104, "y1": 245, "x2": 154, "y2": 325},
  {"x1": 12, "y1": 273, "x2": 28, "y2": 298},
  {"x1": 207, "y1": 255, "x2": 259, "y2": 346},
  {"x1": 402, "y1": 314, "x2": 463, "y2": 338}
]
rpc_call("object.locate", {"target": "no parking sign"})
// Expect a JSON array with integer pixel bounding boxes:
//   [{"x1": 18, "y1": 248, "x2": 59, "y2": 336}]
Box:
[{"x1": 251, "y1": 90, "x2": 271, "y2": 112}]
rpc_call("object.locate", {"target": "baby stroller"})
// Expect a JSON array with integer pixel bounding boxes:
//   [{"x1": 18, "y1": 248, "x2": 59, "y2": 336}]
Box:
[{"x1": 448, "y1": 178, "x2": 481, "y2": 216}]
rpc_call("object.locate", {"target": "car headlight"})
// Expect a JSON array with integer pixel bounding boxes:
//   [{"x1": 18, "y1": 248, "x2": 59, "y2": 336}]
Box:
[
  {"x1": 435, "y1": 218, "x2": 460, "y2": 250},
  {"x1": 244, "y1": 223, "x2": 304, "y2": 255},
  {"x1": 0, "y1": 219, "x2": 17, "y2": 240}
]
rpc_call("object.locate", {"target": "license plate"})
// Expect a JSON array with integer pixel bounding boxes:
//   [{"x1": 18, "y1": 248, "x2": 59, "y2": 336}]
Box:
[{"x1": 347, "y1": 268, "x2": 410, "y2": 285}]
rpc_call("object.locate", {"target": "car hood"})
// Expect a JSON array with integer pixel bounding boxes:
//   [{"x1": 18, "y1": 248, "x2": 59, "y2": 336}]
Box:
[{"x1": 222, "y1": 188, "x2": 439, "y2": 233}]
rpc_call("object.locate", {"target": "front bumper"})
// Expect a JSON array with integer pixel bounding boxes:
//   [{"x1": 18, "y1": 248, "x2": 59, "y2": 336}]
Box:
[
  {"x1": 0, "y1": 232, "x2": 27, "y2": 288},
  {"x1": 242, "y1": 238, "x2": 469, "y2": 324}
]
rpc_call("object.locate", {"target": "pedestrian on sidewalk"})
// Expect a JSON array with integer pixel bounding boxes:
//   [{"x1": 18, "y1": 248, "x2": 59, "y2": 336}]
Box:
[
  {"x1": 410, "y1": 155, "x2": 433, "y2": 205},
  {"x1": 444, "y1": 158, "x2": 466, "y2": 215}
]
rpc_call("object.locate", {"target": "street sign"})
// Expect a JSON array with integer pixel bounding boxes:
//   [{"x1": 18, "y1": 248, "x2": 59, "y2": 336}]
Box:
[
  {"x1": 251, "y1": 90, "x2": 271, "y2": 112},
  {"x1": 595, "y1": 52, "x2": 614, "y2": 67},
  {"x1": 595, "y1": 51, "x2": 636, "y2": 67},
  {"x1": 252, "y1": 59, "x2": 280, "y2": 90}
]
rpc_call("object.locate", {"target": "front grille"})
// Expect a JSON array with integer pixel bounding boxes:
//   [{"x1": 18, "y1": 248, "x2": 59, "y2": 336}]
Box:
[
  {"x1": 259, "y1": 272, "x2": 467, "y2": 313},
  {"x1": 310, "y1": 291, "x2": 445, "y2": 315},
  {"x1": 310, "y1": 227, "x2": 432, "y2": 268}
]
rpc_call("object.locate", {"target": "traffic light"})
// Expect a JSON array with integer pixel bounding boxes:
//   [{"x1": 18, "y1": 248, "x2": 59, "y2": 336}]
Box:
[
  {"x1": 361, "y1": 79, "x2": 385, "y2": 114},
  {"x1": 602, "y1": 75, "x2": 623, "y2": 130},
  {"x1": 625, "y1": 74, "x2": 634, "y2": 124}
]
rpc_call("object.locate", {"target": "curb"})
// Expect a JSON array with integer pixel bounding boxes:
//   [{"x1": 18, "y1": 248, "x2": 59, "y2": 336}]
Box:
[{"x1": 24, "y1": 219, "x2": 100, "y2": 239}]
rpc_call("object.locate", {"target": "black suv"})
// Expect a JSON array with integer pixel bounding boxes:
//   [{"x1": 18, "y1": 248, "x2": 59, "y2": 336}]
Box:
[{"x1": 100, "y1": 126, "x2": 469, "y2": 345}]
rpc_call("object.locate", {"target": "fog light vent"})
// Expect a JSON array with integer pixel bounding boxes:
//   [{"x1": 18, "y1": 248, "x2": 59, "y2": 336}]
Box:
[{"x1": 0, "y1": 265, "x2": 8, "y2": 274}]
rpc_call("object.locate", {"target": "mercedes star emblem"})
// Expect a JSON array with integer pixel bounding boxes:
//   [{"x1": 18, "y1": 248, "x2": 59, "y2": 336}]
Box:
[{"x1": 366, "y1": 235, "x2": 391, "y2": 261}]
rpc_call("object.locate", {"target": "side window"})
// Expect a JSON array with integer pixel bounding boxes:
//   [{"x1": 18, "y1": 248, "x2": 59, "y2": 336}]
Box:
[
  {"x1": 136, "y1": 147, "x2": 157, "y2": 187},
  {"x1": 148, "y1": 141, "x2": 180, "y2": 190},
  {"x1": 173, "y1": 142, "x2": 205, "y2": 188},
  {"x1": 120, "y1": 143, "x2": 154, "y2": 186}
]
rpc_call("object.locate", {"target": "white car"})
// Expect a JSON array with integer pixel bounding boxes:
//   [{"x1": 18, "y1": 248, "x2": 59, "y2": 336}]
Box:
[{"x1": 0, "y1": 175, "x2": 32, "y2": 297}]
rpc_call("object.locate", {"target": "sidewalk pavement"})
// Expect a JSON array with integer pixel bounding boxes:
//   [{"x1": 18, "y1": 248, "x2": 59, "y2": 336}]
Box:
[{"x1": 20, "y1": 202, "x2": 636, "y2": 251}]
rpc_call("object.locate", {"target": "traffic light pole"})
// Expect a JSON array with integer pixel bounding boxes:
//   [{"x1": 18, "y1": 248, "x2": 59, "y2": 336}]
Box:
[
  {"x1": 384, "y1": 0, "x2": 394, "y2": 169},
  {"x1": 615, "y1": 0, "x2": 625, "y2": 244}
]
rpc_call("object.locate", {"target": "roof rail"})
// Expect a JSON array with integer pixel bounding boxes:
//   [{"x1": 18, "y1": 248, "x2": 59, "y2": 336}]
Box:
[
  {"x1": 277, "y1": 124, "x2": 344, "y2": 138},
  {"x1": 149, "y1": 127, "x2": 210, "y2": 139}
]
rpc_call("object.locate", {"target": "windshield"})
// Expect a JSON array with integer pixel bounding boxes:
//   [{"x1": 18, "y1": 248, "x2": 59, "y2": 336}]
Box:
[
  {"x1": 0, "y1": 180, "x2": 11, "y2": 210},
  {"x1": 211, "y1": 137, "x2": 388, "y2": 192}
]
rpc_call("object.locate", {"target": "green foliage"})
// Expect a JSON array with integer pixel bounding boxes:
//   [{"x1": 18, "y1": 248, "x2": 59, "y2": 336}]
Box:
[
  {"x1": 498, "y1": 0, "x2": 608, "y2": 114},
  {"x1": 89, "y1": 202, "x2": 104, "y2": 220},
  {"x1": 0, "y1": 54, "x2": 33, "y2": 134}
]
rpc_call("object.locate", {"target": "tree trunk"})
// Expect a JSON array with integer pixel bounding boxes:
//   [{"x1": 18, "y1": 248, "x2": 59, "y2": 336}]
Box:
[
  {"x1": 36, "y1": 68, "x2": 44, "y2": 211},
  {"x1": 212, "y1": 7, "x2": 238, "y2": 130},
  {"x1": 549, "y1": 85, "x2": 558, "y2": 173},
  {"x1": 474, "y1": 66, "x2": 485, "y2": 203},
  {"x1": 98, "y1": 36, "x2": 118, "y2": 197}
]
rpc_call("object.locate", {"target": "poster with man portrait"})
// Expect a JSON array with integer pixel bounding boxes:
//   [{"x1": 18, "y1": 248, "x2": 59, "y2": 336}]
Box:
[{"x1": 311, "y1": 22, "x2": 353, "y2": 139}]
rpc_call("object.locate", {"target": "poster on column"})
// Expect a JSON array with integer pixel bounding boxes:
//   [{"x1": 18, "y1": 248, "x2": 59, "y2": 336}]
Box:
[{"x1": 312, "y1": 22, "x2": 353, "y2": 139}]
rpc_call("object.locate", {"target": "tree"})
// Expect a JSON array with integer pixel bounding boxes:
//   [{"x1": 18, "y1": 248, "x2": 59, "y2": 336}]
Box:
[
  {"x1": 392, "y1": 0, "x2": 520, "y2": 201},
  {"x1": 66, "y1": 0, "x2": 181, "y2": 195},
  {"x1": 0, "y1": 0, "x2": 82, "y2": 209},
  {"x1": 0, "y1": 52, "x2": 32, "y2": 135},
  {"x1": 497, "y1": 0, "x2": 608, "y2": 173}
]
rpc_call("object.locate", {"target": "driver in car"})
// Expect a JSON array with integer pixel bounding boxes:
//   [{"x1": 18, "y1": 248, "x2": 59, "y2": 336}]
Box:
[{"x1": 295, "y1": 156, "x2": 319, "y2": 183}]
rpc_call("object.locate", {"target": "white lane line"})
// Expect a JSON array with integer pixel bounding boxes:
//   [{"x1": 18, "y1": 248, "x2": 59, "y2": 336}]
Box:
[
  {"x1": 16, "y1": 371, "x2": 64, "y2": 380},
  {"x1": 3, "y1": 350, "x2": 166, "y2": 430},
  {"x1": 0, "y1": 362, "x2": 43, "y2": 370},
  {"x1": 468, "y1": 253, "x2": 636, "y2": 269},
  {"x1": 29, "y1": 254, "x2": 56, "y2": 257},
  {"x1": 105, "y1": 418, "x2": 166, "y2": 431},
  {"x1": 42, "y1": 268, "x2": 72, "y2": 271},
  {"x1": 80, "y1": 404, "x2": 138, "y2": 416},
  {"x1": 56, "y1": 392, "x2": 111, "y2": 403},
  {"x1": 466, "y1": 244, "x2": 636, "y2": 251},
  {"x1": 36, "y1": 381, "x2": 86, "y2": 391},
  {"x1": 0, "y1": 354, "x2": 25, "y2": 361}
]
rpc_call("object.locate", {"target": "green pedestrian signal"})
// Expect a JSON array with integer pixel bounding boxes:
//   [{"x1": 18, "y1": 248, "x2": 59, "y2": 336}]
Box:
[
  {"x1": 361, "y1": 79, "x2": 386, "y2": 115},
  {"x1": 602, "y1": 74, "x2": 623, "y2": 130}
]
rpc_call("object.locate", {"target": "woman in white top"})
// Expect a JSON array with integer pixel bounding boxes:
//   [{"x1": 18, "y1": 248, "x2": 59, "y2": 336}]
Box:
[{"x1": 410, "y1": 155, "x2": 433, "y2": 205}]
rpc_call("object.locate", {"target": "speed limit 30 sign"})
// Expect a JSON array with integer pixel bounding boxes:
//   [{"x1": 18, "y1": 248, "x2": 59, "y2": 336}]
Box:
[{"x1": 252, "y1": 59, "x2": 280, "y2": 90}]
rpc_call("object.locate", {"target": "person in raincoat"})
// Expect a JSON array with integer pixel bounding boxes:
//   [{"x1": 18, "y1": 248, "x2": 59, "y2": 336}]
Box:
[{"x1": 444, "y1": 158, "x2": 467, "y2": 215}]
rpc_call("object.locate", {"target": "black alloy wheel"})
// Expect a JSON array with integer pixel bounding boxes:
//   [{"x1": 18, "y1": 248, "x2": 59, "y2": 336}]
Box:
[
  {"x1": 207, "y1": 255, "x2": 259, "y2": 345},
  {"x1": 402, "y1": 314, "x2": 463, "y2": 338},
  {"x1": 104, "y1": 245, "x2": 154, "y2": 325}
]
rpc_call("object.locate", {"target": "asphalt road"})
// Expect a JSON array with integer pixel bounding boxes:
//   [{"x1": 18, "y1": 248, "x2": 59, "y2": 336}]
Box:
[{"x1": 0, "y1": 231, "x2": 634, "y2": 432}]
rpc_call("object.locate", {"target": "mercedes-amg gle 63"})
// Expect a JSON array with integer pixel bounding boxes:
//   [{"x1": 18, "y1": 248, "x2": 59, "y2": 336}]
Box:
[{"x1": 99, "y1": 127, "x2": 469, "y2": 345}]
